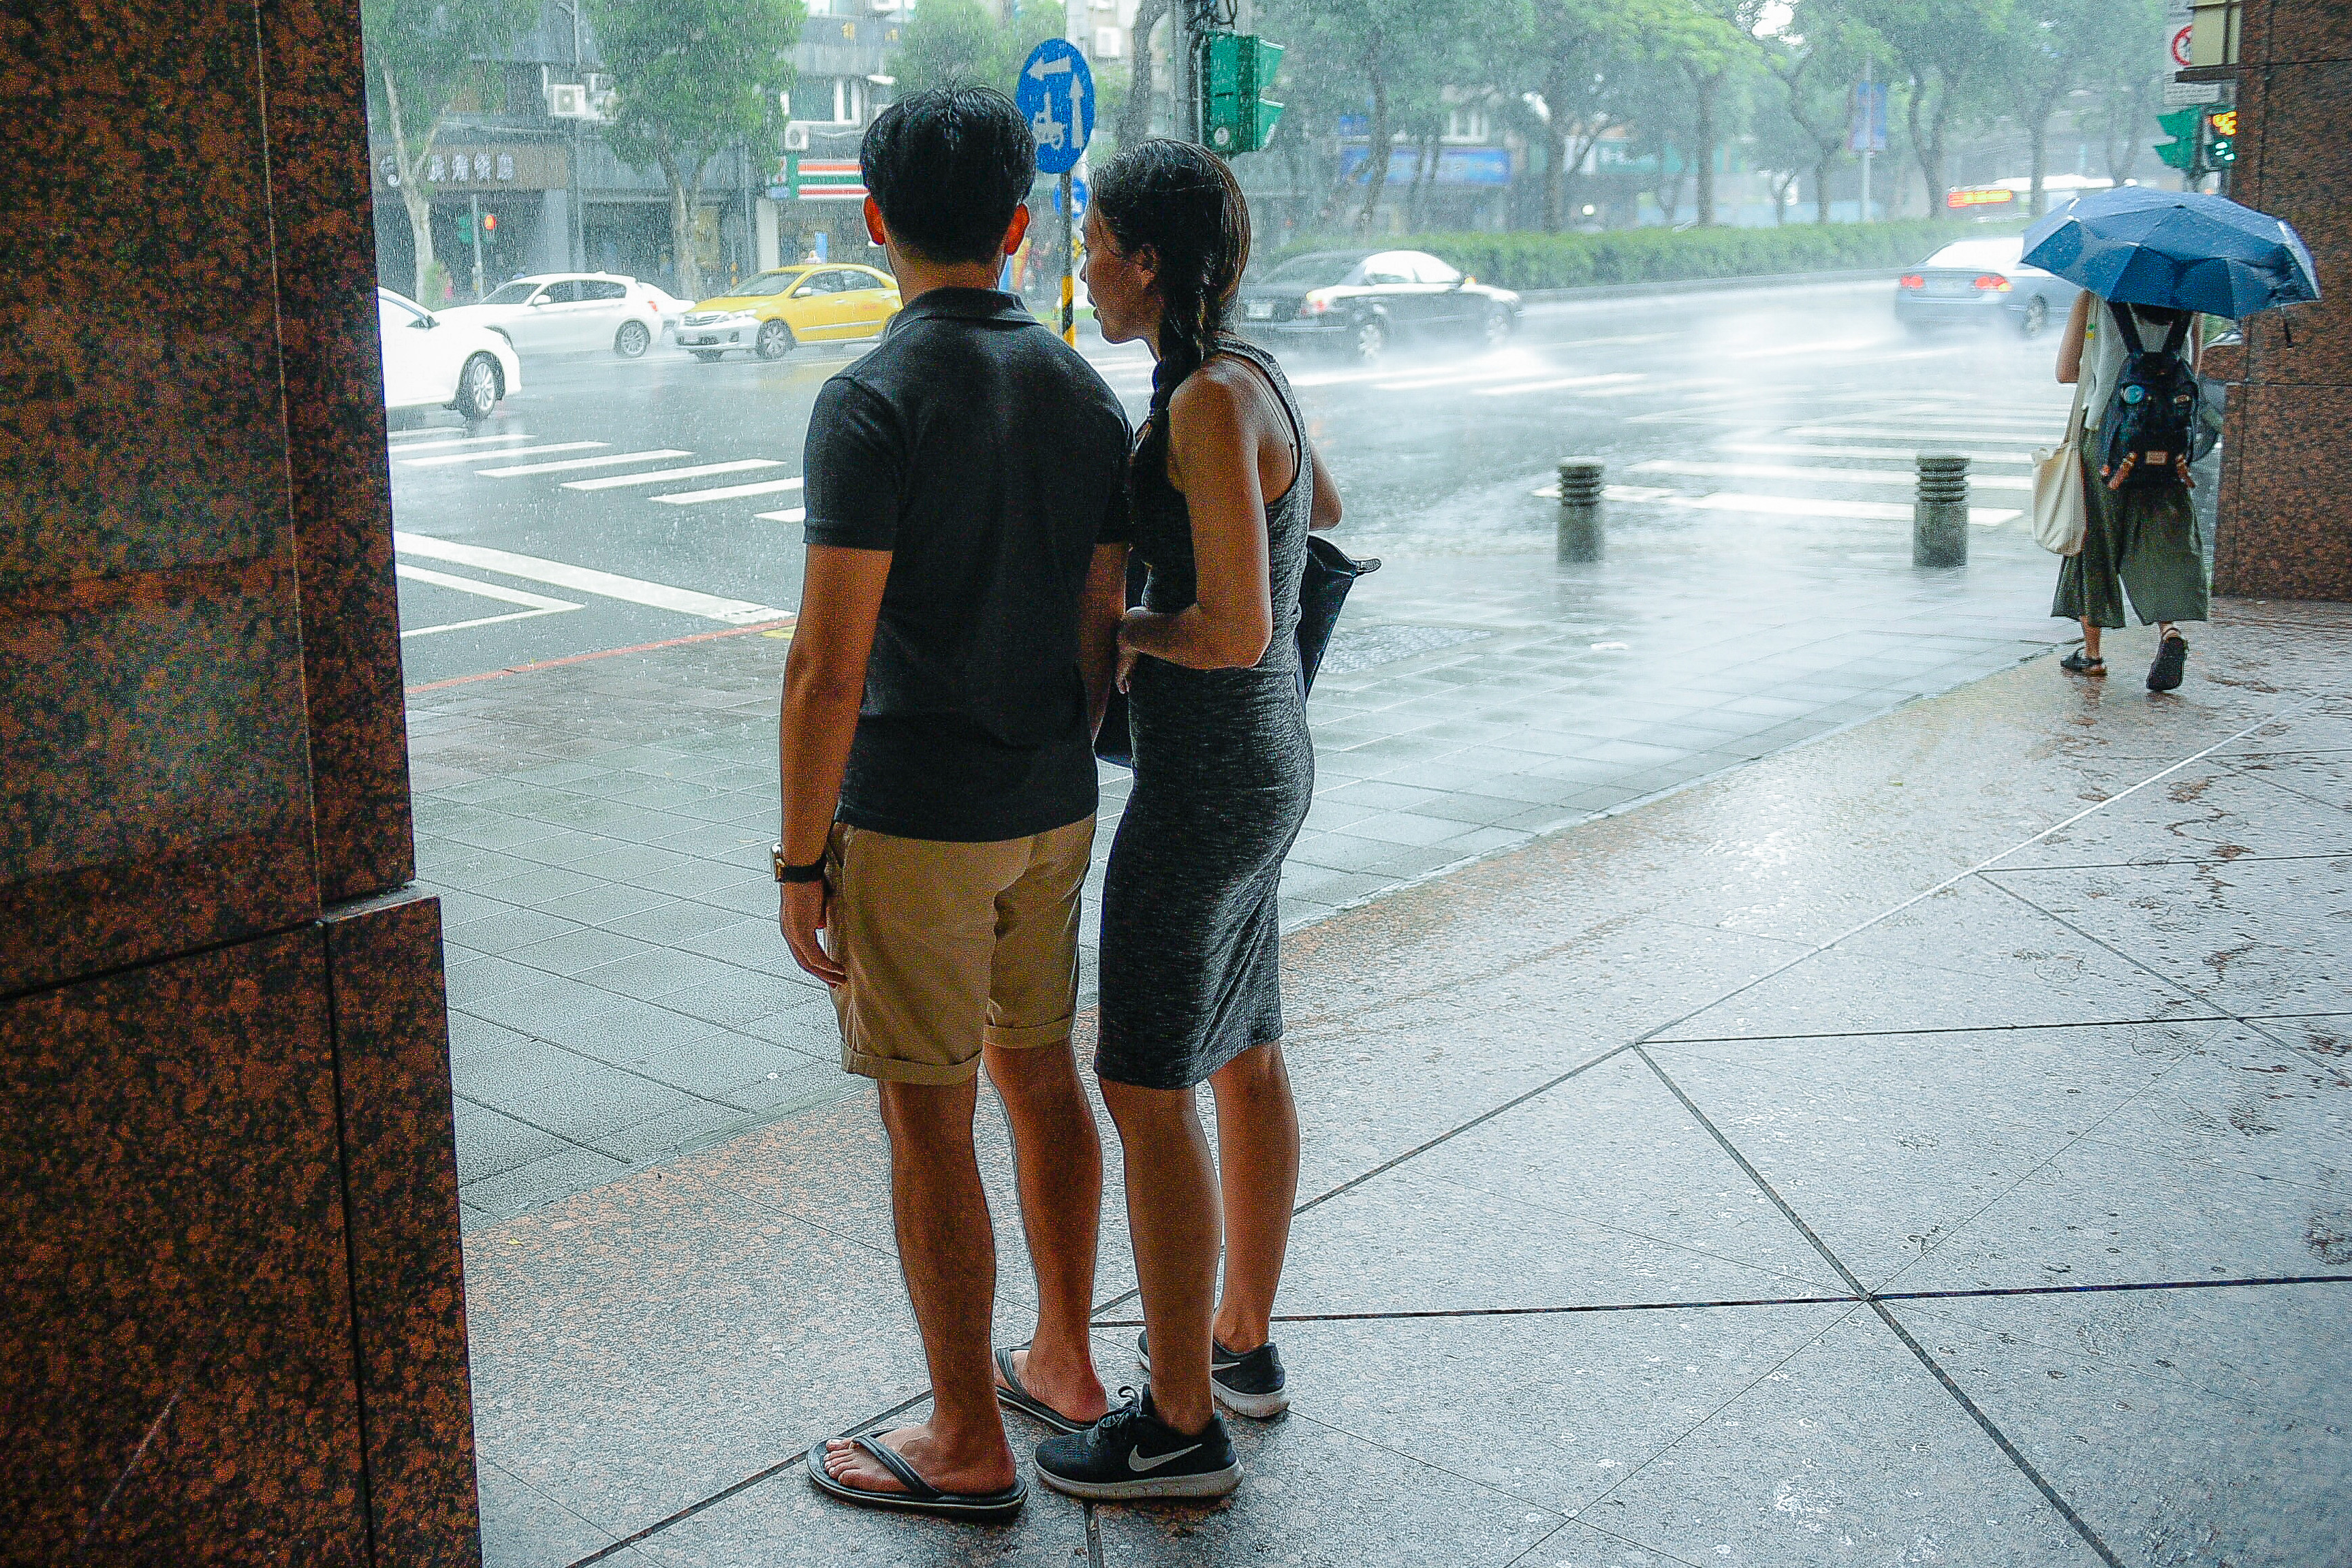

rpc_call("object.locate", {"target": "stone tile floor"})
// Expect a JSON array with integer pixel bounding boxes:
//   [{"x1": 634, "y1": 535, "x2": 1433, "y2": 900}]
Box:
[{"x1": 453, "y1": 599, "x2": 2350, "y2": 1567}]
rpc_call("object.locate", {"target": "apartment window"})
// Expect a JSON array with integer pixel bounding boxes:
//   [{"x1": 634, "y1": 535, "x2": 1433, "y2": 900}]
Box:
[
  {"x1": 1093, "y1": 27, "x2": 1124, "y2": 59},
  {"x1": 1445, "y1": 108, "x2": 1490, "y2": 143}
]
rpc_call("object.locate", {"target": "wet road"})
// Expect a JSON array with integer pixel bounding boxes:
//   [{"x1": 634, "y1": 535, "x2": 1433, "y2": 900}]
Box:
[{"x1": 388, "y1": 277, "x2": 2077, "y2": 688}]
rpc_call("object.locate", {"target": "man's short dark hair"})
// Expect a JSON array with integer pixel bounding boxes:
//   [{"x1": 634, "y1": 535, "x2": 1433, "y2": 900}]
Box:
[{"x1": 861, "y1": 87, "x2": 1037, "y2": 266}]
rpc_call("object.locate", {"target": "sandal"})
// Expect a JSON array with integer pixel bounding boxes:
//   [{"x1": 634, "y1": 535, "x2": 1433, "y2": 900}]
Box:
[
  {"x1": 2148, "y1": 634, "x2": 2189, "y2": 693},
  {"x1": 993, "y1": 1347, "x2": 1091, "y2": 1434},
  {"x1": 2060, "y1": 650, "x2": 2106, "y2": 676},
  {"x1": 804, "y1": 1434, "x2": 1026, "y2": 1522}
]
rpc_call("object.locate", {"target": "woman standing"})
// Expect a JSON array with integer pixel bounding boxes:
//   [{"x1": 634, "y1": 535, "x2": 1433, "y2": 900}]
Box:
[
  {"x1": 1033, "y1": 140, "x2": 1340, "y2": 1503},
  {"x1": 2052, "y1": 289, "x2": 2210, "y2": 691}
]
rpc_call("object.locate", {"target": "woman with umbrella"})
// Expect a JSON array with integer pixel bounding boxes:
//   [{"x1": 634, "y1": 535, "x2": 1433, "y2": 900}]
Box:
[{"x1": 2025, "y1": 187, "x2": 2321, "y2": 693}]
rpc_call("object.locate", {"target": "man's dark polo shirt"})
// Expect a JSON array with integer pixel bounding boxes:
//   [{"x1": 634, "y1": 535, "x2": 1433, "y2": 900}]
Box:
[{"x1": 802, "y1": 287, "x2": 1130, "y2": 843}]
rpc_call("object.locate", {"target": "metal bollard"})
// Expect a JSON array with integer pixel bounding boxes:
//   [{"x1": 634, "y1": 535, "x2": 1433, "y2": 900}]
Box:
[
  {"x1": 1556, "y1": 457, "x2": 1605, "y2": 563},
  {"x1": 1913, "y1": 454, "x2": 1969, "y2": 568}
]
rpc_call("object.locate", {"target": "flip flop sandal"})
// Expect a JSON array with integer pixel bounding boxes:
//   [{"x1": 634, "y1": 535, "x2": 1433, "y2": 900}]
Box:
[
  {"x1": 994, "y1": 1347, "x2": 1090, "y2": 1434},
  {"x1": 804, "y1": 1435, "x2": 1026, "y2": 1522},
  {"x1": 2060, "y1": 651, "x2": 2106, "y2": 676}
]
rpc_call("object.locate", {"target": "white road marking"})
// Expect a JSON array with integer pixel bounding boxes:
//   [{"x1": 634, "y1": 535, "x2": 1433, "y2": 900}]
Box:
[
  {"x1": 1725, "y1": 441, "x2": 2035, "y2": 465},
  {"x1": 563, "y1": 458, "x2": 785, "y2": 491},
  {"x1": 384, "y1": 431, "x2": 539, "y2": 451},
  {"x1": 1369, "y1": 352, "x2": 1551, "y2": 392},
  {"x1": 1629, "y1": 458, "x2": 2032, "y2": 492},
  {"x1": 1721, "y1": 335, "x2": 1887, "y2": 360},
  {"x1": 1473, "y1": 373, "x2": 1646, "y2": 397},
  {"x1": 653, "y1": 476, "x2": 805, "y2": 505},
  {"x1": 392, "y1": 531, "x2": 789, "y2": 624},
  {"x1": 1790, "y1": 423, "x2": 2069, "y2": 442},
  {"x1": 480, "y1": 448, "x2": 693, "y2": 477},
  {"x1": 756, "y1": 508, "x2": 808, "y2": 524},
  {"x1": 1647, "y1": 491, "x2": 2021, "y2": 525},
  {"x1": 400, "y1": 608, "x2": 577, "y2": 639},
  {"x1": 394, "y1": 563, "x2": 581, "y2": 610},
  {"x1": 402, "y1": 441, "x2": 603, "y2": 467}
]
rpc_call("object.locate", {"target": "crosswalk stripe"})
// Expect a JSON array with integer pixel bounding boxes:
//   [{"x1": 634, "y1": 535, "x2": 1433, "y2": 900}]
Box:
[
  {"x1": 1668, "y1": 492, "x2": 2021, "y2": 525},
  {"x1": 1724, "y1": 442, "x2": 2035, "y2": 466},
  {"x1": 1370, "y1": 354, "x2": 1551, "y2": 393},
  {"x1": 392, "y1": 531, "x2": 789, "y2": 624},
  {"x1": 563, "y1": 458, "x2": 785, "y2": 492},
  {"x1": 384, "y1": 432, "x2": 539, "y2": 452},
  {"x1": 401, "y1": 607, "x2": 576, "y2": 639},
  {"x1": 1473, "y1": 373, "x2": 1645, "y2": 397},
  {"x1": 1790, "y1": 424, "x2": 2066, "y2": 442},
  {"x1": 480, "y1": 448, "x2": 694, "y2": 477},
  {"x1": 653, "y1": 476, "x2": 805, "y2": 505},
  {"x1": 403, "y1": 441, "x2": 603, "y2": 467},
  {"x1": 756, "y1": 508, "x2": 808, "y2": 524},
  {"x1": 1629, "y1": 459, "x2": 2032, "y2": 491},
  {"x1": 394, "y1": 563, "x2": 580, "y2": 611}
]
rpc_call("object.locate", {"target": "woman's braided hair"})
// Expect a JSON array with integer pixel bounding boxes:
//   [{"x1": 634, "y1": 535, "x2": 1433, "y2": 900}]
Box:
[{"x1": 1091, "y1": 138, "x2": 1251, "y2": 470}]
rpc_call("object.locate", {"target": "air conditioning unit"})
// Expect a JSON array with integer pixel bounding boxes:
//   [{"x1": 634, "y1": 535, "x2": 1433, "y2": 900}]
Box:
[
  {"x1": 783, "y1": 121, "x2": 811, "y2": 152},
  {"x1": 547, "y1": 82, "x2": 591, "y2": 119},
  {"x1": 584, "y1": 72, "x2": 613, "y2": 95},
  {"x1": 1093, "y1": 27, "x2": 1123, "y2": 58}
]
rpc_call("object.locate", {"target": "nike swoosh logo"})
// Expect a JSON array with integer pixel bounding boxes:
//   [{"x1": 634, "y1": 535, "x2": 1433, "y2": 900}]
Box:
[{"x1": 1127, "y1": 1443, "x2": 1202, "y2": 1473}]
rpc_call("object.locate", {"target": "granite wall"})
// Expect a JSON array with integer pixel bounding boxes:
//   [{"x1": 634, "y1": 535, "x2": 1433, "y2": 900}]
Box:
[
  {"x1": 0, "y1": 1, "x2": 478, "y2": 1563},
  {"x1": 2208, "y1": 1, "x2": 2352, "y2": 601}
]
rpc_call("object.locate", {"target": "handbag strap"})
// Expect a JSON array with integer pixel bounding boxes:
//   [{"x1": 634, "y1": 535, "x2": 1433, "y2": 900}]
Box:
[{"x1": 2063, "y1": 351, "x2": 2089, "y2": 444}]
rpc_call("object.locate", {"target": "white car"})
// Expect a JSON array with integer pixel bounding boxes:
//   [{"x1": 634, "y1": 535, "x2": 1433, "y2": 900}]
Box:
[
  {"x1": 434, "y1": 271, "x2": 676, "y2": 358},
  {"x1": 377, "y1": 287, "x2": 523, "y2": 421}
]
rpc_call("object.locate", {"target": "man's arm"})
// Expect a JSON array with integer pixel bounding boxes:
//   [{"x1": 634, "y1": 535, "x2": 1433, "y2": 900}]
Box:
[
  {"x1": 1079, "y1": 541, "x2": 1127, "y2": 736},
  {"x1": 778, "y1": 544, "x2": 892, "y2": 985}
]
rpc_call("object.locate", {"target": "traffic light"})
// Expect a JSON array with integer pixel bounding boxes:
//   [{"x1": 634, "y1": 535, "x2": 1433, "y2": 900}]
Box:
[
  {"x1": 482, "y1": 211, "x2": 499, "y2": 234},
  {"x1": 2206, "y1": 108, "x2": 2239, "y2": 166},
  {"x1": 2154, "y1": 108, "x2": 2201, "y2": 170},
  {"x1": 1202, "y1": 33, "x2": 1283, "y2": 155}
]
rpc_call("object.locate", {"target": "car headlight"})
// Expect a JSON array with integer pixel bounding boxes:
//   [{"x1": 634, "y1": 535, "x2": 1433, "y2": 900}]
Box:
[{"x1": 1302, "y1": 289, "x2": 1336, "y2": 316}]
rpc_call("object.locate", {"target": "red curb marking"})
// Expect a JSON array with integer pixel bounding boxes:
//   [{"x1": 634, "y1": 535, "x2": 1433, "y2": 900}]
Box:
[{"x1": 404, "y1": 618, "x2": 796, "y2": 695}]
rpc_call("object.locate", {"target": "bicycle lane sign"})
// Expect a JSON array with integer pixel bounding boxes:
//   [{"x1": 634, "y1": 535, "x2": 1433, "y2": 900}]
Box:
[{"x1": 1016, "y1": 37, "x2": 1095, "y2": 175}]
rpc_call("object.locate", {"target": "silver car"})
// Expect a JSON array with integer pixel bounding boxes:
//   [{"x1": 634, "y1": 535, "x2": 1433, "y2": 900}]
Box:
[{"x1": 1894, "y1": 235, "x2": 2081, "y2": 339}]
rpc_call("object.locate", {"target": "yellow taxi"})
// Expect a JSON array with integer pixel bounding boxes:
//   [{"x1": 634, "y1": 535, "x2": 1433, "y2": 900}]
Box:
[{"x1": 676, "y1": 263, "x2": 902, "y2": 360}]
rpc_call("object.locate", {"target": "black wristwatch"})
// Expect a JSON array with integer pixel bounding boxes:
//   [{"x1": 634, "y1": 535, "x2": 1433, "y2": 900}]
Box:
[{"x1": 772, "y1": 843, "x2": 827, "y2": 883}]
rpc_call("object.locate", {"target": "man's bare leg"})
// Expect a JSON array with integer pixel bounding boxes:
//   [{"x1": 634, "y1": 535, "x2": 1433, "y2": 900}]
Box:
[
  {"x1": 985, "y1": 1041, "x2": 1111, "y2": 1424},
  {"x1": 1208, "y1": 1041, "x2": 1299, "y2": 1354},
  {"x1": 824, "y1": 1077, "x2": 1018, "y2": 1496}
]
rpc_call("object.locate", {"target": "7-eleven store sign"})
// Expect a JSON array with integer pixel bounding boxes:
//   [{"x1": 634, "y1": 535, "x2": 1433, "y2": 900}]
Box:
[{"x1": 772, "y1": 157, "x2": 867, "y2": 202}]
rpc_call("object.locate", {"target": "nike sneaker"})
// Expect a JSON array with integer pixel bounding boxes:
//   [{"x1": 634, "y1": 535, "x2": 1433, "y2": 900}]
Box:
[
  {"x1": 1138, "y1": 1328, "x2": 1290, "y2": 1419},
  {"x1": 1033, "y1": 1387, "x2": 1241, "y2": 1501}
]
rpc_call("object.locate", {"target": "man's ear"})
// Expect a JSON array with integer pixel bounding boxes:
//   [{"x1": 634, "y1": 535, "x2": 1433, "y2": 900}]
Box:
[
  {"x1": 862, "y1": 195, "x2": 890, "y2": 248},
  {"x1": 1000, "y1": 202, "x2": 1031, "y2": 259}
]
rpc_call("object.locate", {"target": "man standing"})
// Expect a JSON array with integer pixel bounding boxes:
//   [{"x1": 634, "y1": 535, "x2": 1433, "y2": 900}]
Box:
[{"x1": 781, "y1": 87, "x2": 1131, "y2": 1520}]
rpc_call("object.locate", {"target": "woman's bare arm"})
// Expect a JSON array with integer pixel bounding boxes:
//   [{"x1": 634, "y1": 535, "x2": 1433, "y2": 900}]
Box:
[
  {"x1": 1117, "y1": 366, "x2": 1274, "y2": 674},
  {"x1": 2056, "y1": 291, "x2": 2092, "y2": 384},
  {"x1": 1306, "y1": 441, "x2": 1342, "y2": 532}
]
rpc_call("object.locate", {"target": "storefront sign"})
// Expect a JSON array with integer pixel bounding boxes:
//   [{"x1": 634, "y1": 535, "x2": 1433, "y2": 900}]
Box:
[{"x1": 376, "y1": 144, "x2": 569, "y2": 191}]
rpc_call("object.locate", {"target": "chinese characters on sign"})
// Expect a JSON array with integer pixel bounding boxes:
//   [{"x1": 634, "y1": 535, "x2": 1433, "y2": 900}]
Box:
[{"x1": 381, "y1": 150, "x2": 524, "y2": 189}]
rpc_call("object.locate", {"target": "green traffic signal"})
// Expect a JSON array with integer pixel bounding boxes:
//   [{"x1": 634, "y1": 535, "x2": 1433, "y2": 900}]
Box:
[
  {"x1": 2154, "y1": 106, "x2": 2201, "y2": 171},
  {"x1": 1202, "y1": 33, "x2": 1284, "y2": 155}
]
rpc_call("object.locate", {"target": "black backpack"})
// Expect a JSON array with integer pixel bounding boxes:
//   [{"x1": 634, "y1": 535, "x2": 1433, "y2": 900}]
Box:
[{"x1": 2098, "y1": 302, "x2": 2201, "y2": 489}]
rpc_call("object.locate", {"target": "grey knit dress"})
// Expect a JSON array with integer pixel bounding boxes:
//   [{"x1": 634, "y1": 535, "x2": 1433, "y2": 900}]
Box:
[{"x1": 1096, "y1": 337, "x2": 1315, "y2": 1091}]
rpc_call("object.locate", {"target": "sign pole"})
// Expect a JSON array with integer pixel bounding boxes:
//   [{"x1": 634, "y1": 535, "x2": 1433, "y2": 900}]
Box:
[
  {"x1": 469, "y1": 191, "x2": 486, "y2": 300},
  {"x1": 1059, "y1": 171, "x2": 1076, "y2": 346},
  {"x1": 1860, "y1": 59, "x2": 1872, "y2": 223}
]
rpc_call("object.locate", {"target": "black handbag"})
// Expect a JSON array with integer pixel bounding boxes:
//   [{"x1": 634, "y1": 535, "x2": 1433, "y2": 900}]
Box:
[{"x1": 1094, "y1": 535, "x2": 1380, "y2": 769}]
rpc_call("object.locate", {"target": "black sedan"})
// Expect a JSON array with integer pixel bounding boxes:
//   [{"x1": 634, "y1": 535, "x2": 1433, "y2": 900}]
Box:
[{"x1": 1236, "y1": 249, "x2": 1522, "y2": 361}]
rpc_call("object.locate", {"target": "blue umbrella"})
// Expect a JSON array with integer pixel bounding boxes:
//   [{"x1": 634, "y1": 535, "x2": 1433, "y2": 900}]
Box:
[{"x1": 2022, "y1": 186, "x2": 2320, "y2": 319}]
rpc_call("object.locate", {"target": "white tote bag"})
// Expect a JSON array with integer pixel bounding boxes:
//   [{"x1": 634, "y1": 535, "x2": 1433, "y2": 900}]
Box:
[{"x1": 2031, "y1": 375, "x2": 2089, "y2": 556}]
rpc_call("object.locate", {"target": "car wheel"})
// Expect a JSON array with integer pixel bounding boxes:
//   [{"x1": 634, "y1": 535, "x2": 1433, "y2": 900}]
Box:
[
  {"x1": 1481, "y1": 305, "x2": 1514, "y2": 347},
  {"x1": 691, "y1": 350, "x2": 727, "y2": 363},
  {"x1": 2018, "y1": 296, "x2": 2050, "y2": 339},
  {"x1": 614, "y1": 319, "x2": 651, "y2": 358},
  {"x1": 755, "y1": 320, "x2": 795, "y2": 360},
  {"x1": 450, "y1": 354, "x2": 501, "y2": 421},
  {"x1": 1352, "y1": 314, "x2": 1387, "y2": 363}
]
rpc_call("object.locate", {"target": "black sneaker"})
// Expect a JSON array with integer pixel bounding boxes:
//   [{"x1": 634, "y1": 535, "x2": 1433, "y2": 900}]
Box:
[
  {"x1": 1138, "y1": 1328, "x2": 1290, "y2": 1418},
  {"x1": 2148, "y1": 634, "x2": 2189, "y2": 692},
  {"x1": 1033, "y1": 1387, "x2": 1241, "y2": 1501}
]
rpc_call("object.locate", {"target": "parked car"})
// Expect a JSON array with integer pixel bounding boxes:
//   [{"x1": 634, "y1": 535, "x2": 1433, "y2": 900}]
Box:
[
  {"x1": 676, "y1": 263, "x2": 903, "y2": 361},
  {"x1": 435, "y1": 272, "x2": 676, "y2": 358},
  {"x1": 376, "y1": 286, "x2": 522, "y2": 421},
  {"x1": 1234, "y1": 249, "x2": 1521, "y2": 361},
  {"x1": 1894, "y1": 235, "x2": 2080, "y2": 339}
]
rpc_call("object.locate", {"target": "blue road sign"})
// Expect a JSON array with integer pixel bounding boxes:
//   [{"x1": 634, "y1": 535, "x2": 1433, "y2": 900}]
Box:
[
  {"x1": 1052, "y1": 176, "x2": 1089, "y2": 218},
  {"x1": 1016, "y1": 37, "x2": 1095, "y2": 176}
]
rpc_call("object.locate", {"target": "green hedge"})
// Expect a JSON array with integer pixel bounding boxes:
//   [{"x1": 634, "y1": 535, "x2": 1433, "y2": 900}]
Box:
[{"x1": 1262, "y1": 220, "x2": 2018, "y2": 293}]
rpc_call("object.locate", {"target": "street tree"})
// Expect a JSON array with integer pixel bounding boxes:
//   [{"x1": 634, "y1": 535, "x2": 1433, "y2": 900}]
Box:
[
  {"x1": 1114, "y1": 0, "x2": 1170, "y2": 148},
  {"x1": 1263, "y1": 0, "x2": 1476, "y2": 233},
  {"x1": 2005, "y1": 0, "x2": 2146, "y2": 215},
  {"x1": 1844, "y1": 0, "x2": 2009, "y2": 217},
  {"x1": 2082, "y1": 23, "x2": 2166, "y2": 185},
  {"x1": 585, "y1": 0, "x2": 801, "y2": 302},
  {"x1": 890, "y1": 0, "x2": 1062, "y2": 97},
  {"x1": 1761, "y1": 0, "x2": 1888, "y2": 224},
  {"x1": 362, "y1": 0, "x2": 541, "y2": 300},
  {"x1": 1509, "y1": 0, "x2": 1662, "y2": 232},
  {"x1": 1669, "y1": 1, "x2": 1770, "y2": 226}
]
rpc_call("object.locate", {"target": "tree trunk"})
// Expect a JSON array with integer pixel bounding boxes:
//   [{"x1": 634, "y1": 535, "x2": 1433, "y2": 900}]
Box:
[
  {"x1": 1120, "y1": 0, "x2": 1167, "y2": 146},
  {"x1": 1357, "y1": 73, "x2": 1392, "y2": 232},
  {"x1": 381, "y1": 67, "x2": 440, "y2": 300},
  {"x1": 1904, "y1": 72, "x2": 1935, "y2": 218},
  {"x1": 658, "y1": 145, "x2": 709, "y2": 301},
  {"x1": 1815, "y1": 147, "x2": 1835, "y2": 224},
  {"x1": 1691, "y1": 70, "x2": 1719, "y2": 225},
  {"x1": 1926, "y1": 85, "x2": 1953, "y2": 219},
  {"x1": 2028, "y1": 96, "x2": 2054, "y2": 217}
]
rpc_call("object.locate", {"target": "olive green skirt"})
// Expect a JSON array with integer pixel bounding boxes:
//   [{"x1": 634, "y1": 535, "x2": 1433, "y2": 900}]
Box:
[{"x1": 2052, "y1": 433, "x2": 2209, "y2": 629}]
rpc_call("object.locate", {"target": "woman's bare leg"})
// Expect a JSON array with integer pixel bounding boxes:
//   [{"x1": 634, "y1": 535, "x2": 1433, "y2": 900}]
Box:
[
  {"x1": 1101, "y1": 1078, "x2": 1222, "y2": 1436},
  {"x1": 1208, "y1": 1041, "x2": 1299, "y2": 1353},
  {"x1": 2080, "y1": 617, "x2": 2103, "y2": 663}
]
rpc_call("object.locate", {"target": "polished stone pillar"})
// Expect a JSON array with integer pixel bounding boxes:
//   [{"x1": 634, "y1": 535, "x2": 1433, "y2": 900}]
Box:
[
  {"x1": 2205, "y1": 1, "x2": 2352, "y2": 601},
  {"x1": 0, "y1": 2, "x2": 479, "y2": 1562}
]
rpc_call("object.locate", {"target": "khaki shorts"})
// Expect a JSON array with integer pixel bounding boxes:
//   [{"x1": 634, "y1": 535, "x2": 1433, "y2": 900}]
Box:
[{"x1": 824, "y1": 815, "x2": 1095, "y2": 1086}]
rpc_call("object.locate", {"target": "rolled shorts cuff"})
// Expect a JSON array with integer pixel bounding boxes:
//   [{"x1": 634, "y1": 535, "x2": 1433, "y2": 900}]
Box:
[
  {"x1": 982, "y1": 1014, "x2": 1076, "y2": 1052},
  {"x1": 840, "y1": 1041, "x2": 983, "y2": 1087}
]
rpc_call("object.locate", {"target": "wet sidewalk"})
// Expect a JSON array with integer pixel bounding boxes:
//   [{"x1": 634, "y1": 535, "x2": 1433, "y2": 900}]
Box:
[{"x1": 454, "y1": 598, "x2": 2350, "y2": 1567}]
